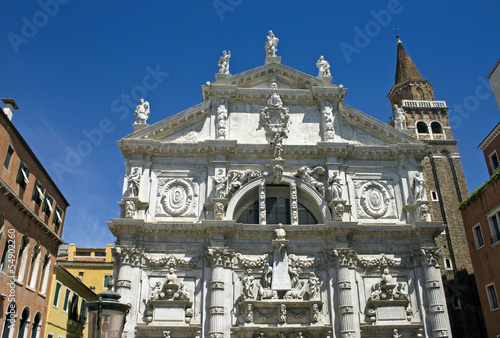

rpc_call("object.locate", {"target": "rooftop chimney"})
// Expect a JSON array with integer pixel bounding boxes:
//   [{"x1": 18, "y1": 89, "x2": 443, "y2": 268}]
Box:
[{"x1": 2, "y1": 98, "x2": 19, "y2": 121}]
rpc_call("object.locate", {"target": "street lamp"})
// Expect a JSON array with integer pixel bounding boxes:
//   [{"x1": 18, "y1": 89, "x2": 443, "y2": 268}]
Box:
[{"x1": 87, "y1": 288, "x2": 130, "y2": 338}]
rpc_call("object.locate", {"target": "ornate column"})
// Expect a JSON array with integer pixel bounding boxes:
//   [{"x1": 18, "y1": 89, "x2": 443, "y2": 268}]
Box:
[
  {"x1": 207, "y1": 247, "x2": 233, "y2": 338},
  {"x1": 114, "y1": 246, "x2": 144, "y2": 337},
  {"x1": 332, "y1": 249, "x2": 357, "y2": 338},
  {"x1": 420, "y1": 248, "x2": 450, "y2": 338}
]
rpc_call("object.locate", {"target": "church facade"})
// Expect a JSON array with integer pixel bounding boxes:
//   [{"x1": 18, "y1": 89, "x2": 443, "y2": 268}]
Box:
[{"x1": 109, "y1": 33, "x2": 469, "y2": 338}]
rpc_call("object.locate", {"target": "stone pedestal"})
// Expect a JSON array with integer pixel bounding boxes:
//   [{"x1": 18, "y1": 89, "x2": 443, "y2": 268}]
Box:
[{"x1": 265, "y1": 56, "x2": 282, "y2": 65}]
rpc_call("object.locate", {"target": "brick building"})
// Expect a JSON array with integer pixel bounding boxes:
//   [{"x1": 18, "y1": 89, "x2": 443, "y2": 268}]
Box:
[
  {"x1": 460, "y1": 116, "x2": 500, "y2": 337},
  {"x1": 387, "y1": 36, "x2": 487, "y2": 337},
  {"x1": 0, "y1": 99, "x2": 69, "y2": 338}
]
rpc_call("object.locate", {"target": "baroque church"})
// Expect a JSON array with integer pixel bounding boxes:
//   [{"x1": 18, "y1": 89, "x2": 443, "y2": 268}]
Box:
[{"x1": 108, "y1": 32, "x2": 485, "y2": 337}]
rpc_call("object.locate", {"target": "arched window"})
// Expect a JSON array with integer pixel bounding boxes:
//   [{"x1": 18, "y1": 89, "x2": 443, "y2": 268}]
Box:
[
  {"x1": 30, "y1": 313, "x2": 41, "y2": 338},
  {"x1": 38, "y1": 252, "x2": 51, "y2": 294},
  {"x1": 15, "y1": 234, "x2": 30, "y2": 282},
  {"x1": 2, "y1": 302, "x2": 16, "y2": 338},
  {"x1": 17, "y1": 307, "x2": 29, "y2": 338},
  {"x1": 27, "y1": 242, "x2": 41, "y2": 289},
  {"x1": 235, "y1": 184, "x2": 318, "y2": 225},
  {"x1": 431, "y1": 121, "x2": 443, "y2": 134},
  {"x1": 416, "y1": 121, "x2": 429, "y2": 134}
]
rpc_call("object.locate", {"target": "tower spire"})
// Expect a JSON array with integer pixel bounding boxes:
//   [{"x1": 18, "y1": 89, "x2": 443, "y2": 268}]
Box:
[{"x1": 394, "y1": 35, "x2": 423, "y2": 85}]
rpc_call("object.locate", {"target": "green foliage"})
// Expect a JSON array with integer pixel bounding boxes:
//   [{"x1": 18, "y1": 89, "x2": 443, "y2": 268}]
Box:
[{"x1": 459, "y1": 168, "x2": 500, "y2": 210}]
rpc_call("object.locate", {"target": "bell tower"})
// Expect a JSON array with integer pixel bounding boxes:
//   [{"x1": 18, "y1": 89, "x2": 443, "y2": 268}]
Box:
[{"x1": 387, "y1": 35, "x2": 486, "y2": 337}]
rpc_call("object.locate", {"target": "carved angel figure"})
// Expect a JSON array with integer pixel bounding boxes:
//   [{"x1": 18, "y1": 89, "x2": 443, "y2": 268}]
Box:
[{"x1": 293, "y1": 166, "x2": 326, "y2": 197}]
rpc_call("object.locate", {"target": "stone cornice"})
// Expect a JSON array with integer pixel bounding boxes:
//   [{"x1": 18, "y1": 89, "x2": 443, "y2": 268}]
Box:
[{"x1": 0, "y1": 179, "x2": 63, "y2": 244}]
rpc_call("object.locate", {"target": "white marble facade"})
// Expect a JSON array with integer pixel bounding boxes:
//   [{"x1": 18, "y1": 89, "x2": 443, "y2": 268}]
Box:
[{"x1": 109, "y1": 48, "x2": 451, "y2": 338}]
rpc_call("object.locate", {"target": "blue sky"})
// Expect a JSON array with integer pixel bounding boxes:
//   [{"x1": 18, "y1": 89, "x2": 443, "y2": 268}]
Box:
[{"x1": 1, "y1": 1, "x2": 499, "y2": 248}]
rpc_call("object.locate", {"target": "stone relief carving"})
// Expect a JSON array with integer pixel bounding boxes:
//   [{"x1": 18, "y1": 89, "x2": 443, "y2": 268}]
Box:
[
  {"x1": 207, "y1": 247, "x2": 234, "y2": 267},
  {"x1": 265, "y1": 30, "x2": 279, "y2": 57},
  {"x1": 259, "y1": 182, "x2": 266, "y2": 225},
  {"x1": 142, "y1": 253, "x2": 199, "y2": 268},
  {"x1": 273, "y1": 163, "x2": 283, "y2": 183},
  {"x1": 227, "y1": 169, "x2": 262, "y2": 195},
  {"x1": 213, "y1": 169, "x2": 228, "y2": 199},
  {"x1": 412, "y1": 172, "x2": 425, "y2": 201},
  {"x1": 125, "y1": 200, "x2": 136, "y2": 219},
  {"x1": 157, "y1": 178, "x2": 198, "y2": 217},
  {"x1": 392, "y1": 104, "x2": 407, "y2": 130},
  {"x1": 216, "y1": 98, "x2": 228, "y2": 140},
  {"x1": 355, "y1": 180, "x2": 394, "y2": 219},
  {"x1": 114, "y1": 246, "x2": 145, "y2": 266},
  {"x1": 235, "y1": 253, "x2": 268, "y2": 268},
  {"x1": 331, "y1": 249, "x2": 358, "y2": 268},
  {"x1": 214, "y1": 201, "x2": 224, "y2": 220},
  {"x1": 126, "y1": 168, "x2": 141, "y2": 197},
  {"x1": 419, "y1": 203, "x2": 429, "y2": 221},
  {"x1": 307, "y1": 272, "x2": 322, "y2": 301},
  {"x1": 334, "y1": 203, "x2": 344, "y2": 221},
  {"x1": 240, "y1": 269, "x2": 256, "y2": 300},
  {"x1": 365, "y1": 268, "x2": 412, "y2": 324},
  {"x1": 134, "y1": 98, "x2": 150, "y2": 124},
  {"x1": 316, "y1": 55, "x2": 331, "y2": 77},
  {"x1": 164, "y1": 129, "x2": 200, "y2": 143},
  {"x1": 293, "y1": 166, "x2": 326, "y2": 197},
  {"x1": 420, "y1": 247, "x2": 441, "y2": 267},
  {"x1": 322, "y1": 101, "x2": 335, "y2": 141},
  {"x1": 271, "y1": 132, "x2": 285, "y2": 160},
  {"x1": 357, "y1": 253, "x2": 405, "y2": 269},
  {"x1": 218, "y1": 50, "x2": 230, "y2": 75},
  {"x1": 260, "y1": 82, "x2": 290, "y2": 142},
  {"x1": 288, "y1": 253, "x2": 323, "y2": 269},
  {"x1": 290, "y1": 183, "x2": 298, "y2": 225}
]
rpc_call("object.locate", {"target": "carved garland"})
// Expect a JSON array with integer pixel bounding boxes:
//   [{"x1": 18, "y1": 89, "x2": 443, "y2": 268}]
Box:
[{"x1": 236, "y1": 253, "x2": 269, "y2": 268}]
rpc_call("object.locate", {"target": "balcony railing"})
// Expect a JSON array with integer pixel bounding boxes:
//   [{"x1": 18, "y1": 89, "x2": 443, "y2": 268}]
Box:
[{"x1": 401, "y1": 100, "x2": 447, "y2": 108}]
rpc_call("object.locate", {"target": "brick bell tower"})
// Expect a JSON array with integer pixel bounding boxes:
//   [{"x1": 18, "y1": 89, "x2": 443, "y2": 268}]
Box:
[{"x1": 388, "y1": 35, "x2": 486, "y2": 338}]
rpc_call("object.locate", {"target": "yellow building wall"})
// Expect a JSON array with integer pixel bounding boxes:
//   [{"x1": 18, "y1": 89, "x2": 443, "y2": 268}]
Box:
[
  {"x1": 45, "y1": 265, "x2": 97, "y2": 338},
  {"x1": 61, "y1": 244, "x2": 114, "y2": 294}
]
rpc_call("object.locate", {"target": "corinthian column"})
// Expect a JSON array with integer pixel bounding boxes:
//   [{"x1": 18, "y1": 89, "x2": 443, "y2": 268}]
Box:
[
  {"x1": 207, "y1": 247, "x2": 234, "y2": 338},
  {"x1": 333, "y1": 249, "x2": 357, "y2": 338},
  {"x1": 421, "y1": 248, "x2": 451, "y2": 338}
]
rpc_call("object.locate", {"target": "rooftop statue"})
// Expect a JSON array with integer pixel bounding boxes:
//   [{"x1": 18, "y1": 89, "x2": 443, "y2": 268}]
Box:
[
  {"x1": 134, "y1": 98, "x2": 150, "y2": 124},
  {"x1": 265, "y1": 30, "x2": 279, "y2": 57},
  {"x1": 218, "y1": 50, "x2": 231, "y2": 74},
  {"x1": 316, "y1": 55, "x2": 331, "y2": 77}
]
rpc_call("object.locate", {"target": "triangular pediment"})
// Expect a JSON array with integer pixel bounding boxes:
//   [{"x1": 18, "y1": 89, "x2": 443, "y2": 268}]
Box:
[{"x1": 212, "y1": 62, "x2": 338, "y2": 90}]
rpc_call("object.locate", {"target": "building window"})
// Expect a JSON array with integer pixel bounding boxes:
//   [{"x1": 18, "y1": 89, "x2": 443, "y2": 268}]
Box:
[
  {"x1": 30, "y1": 312, "x2": 41, "y2": 338},
  {"x1": 42, "y1": 193, "x2": 53, "y2": 217},
  {"x1": 62, "y1": 288, "x2": 71, "y2": 313},
  {"x1": 53, "y1": 206, "x2": 63, "y2": 228},
  {"x1": 489, "y1": 212, "x2": 500, "y2": 244},
  {"x1": 490, "y1": 151, "x2": 500, "y2": 172},
  {"x1": 103, "y1": 275, "x2": 113, "y2": 289},
  {"x1": 486, "y1": 283, "x2": 499, "y2": 310},
  {"x1": 16, "y1": 161, "x2": 30, "y2": 190},
  {"x1": 27, "y1": 243, "x2": 41, "y2": 289},
  {"x1": 52, "y1": 282, "x2": 62, "y2": 307},
  {"x1": 430, "y1": 190, "x2": 439, "y2": 201},
  {"x1": 79, "y1": 299, "x2": 87, "y2": 323},
  {"x1": 15, "y1": 234, "x2": 30, "y2": 282},
  {"x1": 18, "y1": 307, "x2": 30, "y2": 338},
  {"x1": 39, "y1": 252, "x2": 51, "y2": 294},
  {"x1": 3, "y1": 145, "x2": 14, "y2": 169},
  {"x1": 69, "y1": 293, "x2": 80, "y2": 321},
  {"x1": 472, "y1": 224, "x2": 485, "y2": 248},
  {"x1": 95, "y1": 252, "x2": 106, "y2": 257},
  {"x1": 431, "y1": 121, "x2": 443, "y2": 134},
  {"x1": 416, "y1": 121, "x2": 429, "y2": 133},
  {"x1": 444, "y1": 257, "x2": 453, "y2": 270},
  {"x1": 32, "y1": 180, "x2": 45, "y2": 206},
  {"x1": 47, "y1": 334, "x2": 54, "y2": 338},
  {"x1": 2, "y1": 302, "x2": 16, "y2": 338}
]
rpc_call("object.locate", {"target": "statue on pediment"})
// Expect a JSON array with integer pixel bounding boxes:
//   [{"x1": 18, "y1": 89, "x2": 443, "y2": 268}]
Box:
[
  {"x1": 316, "y1": 55, "x2": 331, "y2": 77},
  {"x1": 134, "y1": 99, "x2": 150, "y2": 124},
  {"x1": 265, "y1": 30, "x2": 279, "y2": 57},
  {"x1": 218, "y1": 50, "x2": 231, "y2": 75}
]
